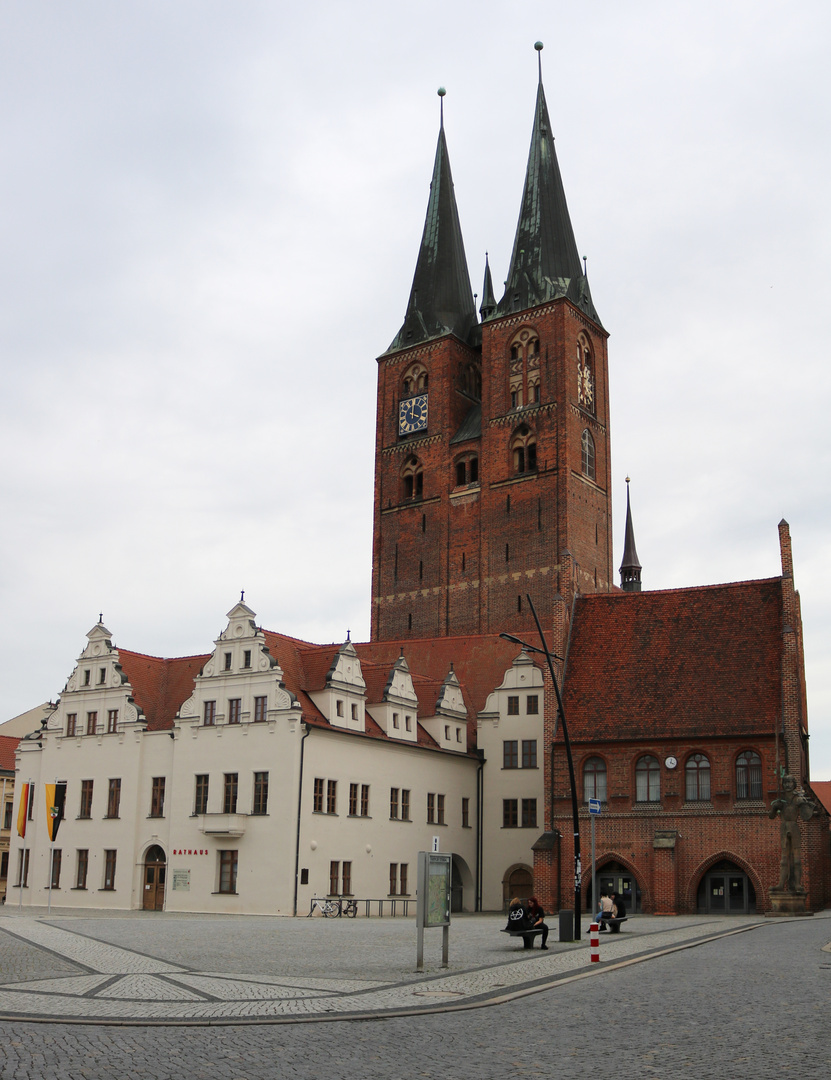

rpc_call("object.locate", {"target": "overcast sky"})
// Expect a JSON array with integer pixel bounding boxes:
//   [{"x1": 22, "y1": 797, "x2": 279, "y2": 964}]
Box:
[{"x1": 2, "y1": 1, "x2": 830, "y2": 778}]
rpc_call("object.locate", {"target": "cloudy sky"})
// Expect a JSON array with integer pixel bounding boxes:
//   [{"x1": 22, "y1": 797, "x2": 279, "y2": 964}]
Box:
[{"x1": 2, "y1": 1, "x2": 830, "y2": 778}]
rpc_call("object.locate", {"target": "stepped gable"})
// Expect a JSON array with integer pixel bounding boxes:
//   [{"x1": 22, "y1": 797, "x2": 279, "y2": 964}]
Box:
[
  {"x1": 117, "y1": 650, "x2": 208, "y2": 731},
  {"x1": 563, "y1": 578, "x2": 783, "y2": 742},
  {"x1": 0, "y1": 734, "x2": 20, "y2": 770}
]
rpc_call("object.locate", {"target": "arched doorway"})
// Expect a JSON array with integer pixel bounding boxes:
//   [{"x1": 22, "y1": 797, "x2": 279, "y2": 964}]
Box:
[
  {"x1": 696, "y1": 860, "x2": 756, "y2": 914},
  {"x1": 502, "y1": 864, "x2": 534, "y2": 911},
  {"x1": 586, "y1": 861, "x2": 642, "y2": 914},
  {"x1": 142, "y1": 845, "x2": 166, "y2": 911}
]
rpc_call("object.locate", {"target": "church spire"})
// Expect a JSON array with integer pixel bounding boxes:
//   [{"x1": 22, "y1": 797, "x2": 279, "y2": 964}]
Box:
[
  {"x1": 479, "y1": 252, "x2": 496, "y2": 320},
  {"x1": 620, "y1": 478, "x2": 642, "y2": 592},
  {"x1": 387, "y1": 89, "x2": 476, "y2": 353},
  {"x1": 496, "y1": 43, "x2": 600, "y2": 325}
]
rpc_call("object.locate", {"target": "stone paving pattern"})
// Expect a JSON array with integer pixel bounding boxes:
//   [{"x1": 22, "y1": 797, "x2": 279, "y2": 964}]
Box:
[{"x1": 0, "y1": 909, "x2": 829, "y2": 1077}]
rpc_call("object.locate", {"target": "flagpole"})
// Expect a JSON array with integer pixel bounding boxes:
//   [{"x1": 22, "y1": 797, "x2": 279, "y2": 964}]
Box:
[{"x1": 47, "y1": 842, "x2": 54, "y2": 916}]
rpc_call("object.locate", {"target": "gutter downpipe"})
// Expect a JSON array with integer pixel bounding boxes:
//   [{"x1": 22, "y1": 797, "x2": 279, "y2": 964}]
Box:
[{"x1": 292, "y1": 721, "x2": 310, "y2": 917}]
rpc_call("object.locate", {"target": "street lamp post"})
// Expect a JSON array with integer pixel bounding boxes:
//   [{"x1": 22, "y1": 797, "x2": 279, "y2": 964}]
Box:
[{"x1": 500, "y1": 593, "x2": 582, "y2": 940}]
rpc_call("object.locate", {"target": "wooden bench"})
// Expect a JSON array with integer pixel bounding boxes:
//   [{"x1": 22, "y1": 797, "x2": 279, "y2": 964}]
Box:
[
  {"x1": 598, "y1": 915, "x2": 628, "y2": 933},
  {"x1": 501, "y1": 926, "x2": 545, "y2": 948}
]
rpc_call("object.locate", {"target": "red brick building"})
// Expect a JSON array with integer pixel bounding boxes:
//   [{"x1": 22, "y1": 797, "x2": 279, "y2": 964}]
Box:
[{"x1": 371, "y1": 56, "x2": 830, "y2": 914}]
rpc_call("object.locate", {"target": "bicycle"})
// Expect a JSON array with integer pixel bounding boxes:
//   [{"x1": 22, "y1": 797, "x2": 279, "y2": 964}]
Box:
[
  {"x1": 340, "y1": 898, "x2": 358, "y2": 918},
  {"x1": 308, "y1": 897, "x2": 341, "y2": 917}
]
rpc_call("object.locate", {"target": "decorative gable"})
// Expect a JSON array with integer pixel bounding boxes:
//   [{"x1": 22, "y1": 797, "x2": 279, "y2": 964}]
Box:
[
  {"x1": 419, "y1": 665, "x2": 468, "y2": 752},
  {"x1": 366, "y1": 651, "x2": 419, "y2": 741},
  {"x1": 309, "y1": 639, "x2": 367, "y2": 731},
  {"x1": 55, "y1": 620, "x2": 141, "y2": 737},
  {"x1": 478, "y1": 648, "x2": 544, "y2": 723}
]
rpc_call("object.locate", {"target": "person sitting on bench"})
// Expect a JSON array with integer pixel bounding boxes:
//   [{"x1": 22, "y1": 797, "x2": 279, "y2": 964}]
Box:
[
  {"x1": 596, "y1": 889, "x2": 616, "y2": 928},
  {"x1": 526, "y1": 896, "x2": 549, "y2": 949}
]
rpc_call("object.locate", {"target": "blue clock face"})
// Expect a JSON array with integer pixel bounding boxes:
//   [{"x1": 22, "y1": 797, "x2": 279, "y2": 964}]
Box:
[{"x1": 399, "y1": 394, "x2": 428, "y2": 435}]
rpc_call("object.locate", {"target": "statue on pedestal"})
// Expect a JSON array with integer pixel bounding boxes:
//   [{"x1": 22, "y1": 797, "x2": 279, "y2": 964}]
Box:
[{"x1": 768, "y1": 774, "x2": 816, "y2": 892}]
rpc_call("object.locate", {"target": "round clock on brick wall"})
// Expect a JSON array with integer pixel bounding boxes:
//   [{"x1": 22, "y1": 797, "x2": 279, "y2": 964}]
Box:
[
  {"x1": 399, "y1": 393, "x2": 428, "y2": 435},
  {"x1": 665, "y1": 756, "x2": 678, "y2": 769}
]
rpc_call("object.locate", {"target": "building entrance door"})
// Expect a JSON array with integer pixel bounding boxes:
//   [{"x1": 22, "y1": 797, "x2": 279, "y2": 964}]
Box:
[
  {"x1": 697, "y1": 862, "x2": 756, "y2": 914},
  {"x1": 593, "y1": 862, "x2": 641, "y2": 914},
  {"x1": 142, "y1": 845, "x2": 166, "y2": 911}
]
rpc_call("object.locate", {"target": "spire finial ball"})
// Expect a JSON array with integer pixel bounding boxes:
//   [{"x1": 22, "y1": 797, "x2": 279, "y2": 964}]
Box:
[
  {"x1": 534, "y1": 41, "x2": 544, "y2": 52},
  {"x1": 625, "y1": 476, "x2": 631, "y2": 485},
  {"x1": 437, "y1": 87, "x2": 446, "y2": 97}
]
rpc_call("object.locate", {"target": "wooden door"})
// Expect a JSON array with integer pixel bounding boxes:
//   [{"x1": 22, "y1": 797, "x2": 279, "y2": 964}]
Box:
[{"x1": 143, "y1": 847, "x2": 166, "y2": 910}]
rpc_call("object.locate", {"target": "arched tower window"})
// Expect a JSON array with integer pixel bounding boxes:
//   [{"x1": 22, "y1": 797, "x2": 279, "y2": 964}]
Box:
[
  {"x1": 511, "y1": 425, "x2": 537, "y2": 475},
  {"x1": 576, "y1": 332, "x2": 595, "y2": 413},
  {"x1": 402, "y1": 362, "x2": 428, "y2": 397},
  {"x1": 583, "y1": 757, "x2": 607, "y2": 802},
  {"x1": 685, "y1": 754, "x2": 711, "y2": 801},
  {"x1": 508, "y1": 328, "x2": 541, "y2": 410},
  {"x1": 401, "y1": 455, "x2": 423, "y2": 501},
  {"x1": 454, "y1": 454, "x2": 479, "y2": 488},
  {"x1": 581, "y1": 429, "x2": 596, "y2": 481}
]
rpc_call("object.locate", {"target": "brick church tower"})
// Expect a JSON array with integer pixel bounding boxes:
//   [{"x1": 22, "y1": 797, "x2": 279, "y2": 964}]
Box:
[{"x1": 371, "y1": 59, "x2": 612, "y2": 642}]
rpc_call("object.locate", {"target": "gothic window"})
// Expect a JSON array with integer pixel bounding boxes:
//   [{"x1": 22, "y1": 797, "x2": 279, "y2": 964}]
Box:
[
  {"x1": 402, "y1": 362, "x2": 428, "y2": 397},
  {"x1": 508, "y1": 328, "x2": 542, "y2": 411},
  {"x1": 512, "y1": 425, "x2": 537, "y2": 475},
  {"x1": 454, "y1": 455, "x2": 479, "y2": 488},
  {"x1": 685, "y1": 754, "x2": 711, "y2": 801},
  {"x1": 460, "y1": 361, "x2": 481, "y2": 400},
  {"x1": 576, "y1": 332, "x2": 595, "y2": 413},
  {"x1": 736, "y1": 750, "x2": 762, "y2": 800},
  {"x1": 583, "y1": 757, "x2": 607, "y2": 802},
  {"x1": 635, "y1": 755, "x2": 660, "y2": 802},
  {"x1": 581, "y1": 429, "x2": 596, "y2": 481},
  {"x1": 401, "y1": 455, "x2": 423, "y2": 501}
]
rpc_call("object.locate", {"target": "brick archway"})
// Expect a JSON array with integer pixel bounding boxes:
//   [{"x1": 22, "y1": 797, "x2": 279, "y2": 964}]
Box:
[
  {"x1": 592, "y1": 851, "x2": 650, "y2": 913},
  {"x1": 685, "y1": 850, "x2": 764, "y2": 912}
]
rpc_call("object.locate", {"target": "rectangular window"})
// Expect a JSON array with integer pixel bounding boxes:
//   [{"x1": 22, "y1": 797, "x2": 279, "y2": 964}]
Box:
[
  {"x1": 503, "y1": 740, "x2": 518, "y2": 769},
  {"x1": 521, "y1": 798, "x2": 537, "y2": 828},
  {"x1": 253, "y1": 771, "x2": 269, "y2": 815},
  {"x1": 243, "y1": 650, "x2": 251, "y2": 669},
  {"x1": 329, "y1": 861, "x2": 339, "y2": 896},
  {"x1": 106, "y1": 779, "x2": 121, "y2": 819},
  {"x1": 83, "y1": 669, "x2": 90, "y2": 686},
  {"x1": 361, "y1": 784, "x2": 369, "y2": 817},
  {"x1": 75, "y1": 849, "x2": 88, "y2": 889},
  {"x1": 98, "y1": 667, "x2": 106, "y2": 685},
  {"x1": 507, "y1": 696, "x2": 520, "y2": 716},
  {"x1": 50, "y1": 849, "x2": 62, "y2": 889},
  {"x1": 437, "y1": 794, "x2": 445, "y2": 825},
  {"x1": 254, "y1": 696, "x2": 267, "y2": 722},
  {"x1": 79, "y1": 780, "x2": 93, "y2": 819},
  {"x1": 103, "y1": 849, "x2": 117, "y2": 890},
  {"x1": 313, "y1": 777, "x2": 324, "y2": 813},
  {"x1": 224, "y1": 652, "x2": 232, "y2": 671},
  {"x1": 219, "y1": 850, "x2": 238, "y2": 894},
  {"x1": 427, "y1": 793, "x2": 435, "y2": 823},
  {"x1": 66, "y1": 713, "x2": 77, "y2": 737},
  {"x1": 405, "y1": 715, "x2": 412, "y2": 731},
  {"x1": 228, "y1": 698, "x2": 241, "y2": 724},
  {"x1": 503, "y1": 799, "x2": 518, "y2": 828},
  {"x1": 401, "y1": 789, "x2": 410, "y2": 821},
  {"x1": 389, "y1": 862, "x2": 398, "y2": 895},
  {"x1": 392, "y1": 712, "x2": 399, "y2": 729},
  {"x1": 107, "y1": 709, "x2": 118, "y2": 734},
  {"x1": 336, "y1": 700, "x2": 344, "y2": 717},
  {"x1": 223, "y1": 773, "x2": 238, "y2": 814},
  {"x1": 342, "y1": 861, "x2": 352, "y2": 896},
  {"x1": 3, "y1": 802, "x2": 12, "y2": 830},
  {"x1": 204, "y1": 700, "x2": 216, "y2": 726},
  {"x1": 18, "y1": 849, "x2": 30, "y2": 888},
  {"x1": 0, "y1": 851, "x2": 7, "y2": 881},
  {"x1": 400, "y1": 863, "x2": 408, "y2": 895},
  {"x1": 351, "y1": 703, "x2": 358, "y2": 721},
  {"x1": 195, "y1": 774, "x2": 209, "y2": 815},
  {"x1": 150, "y1": 777, "x2": 165, "y2": 818},
  {"x1": 349, "y1": 783, "x2": 358, "y2": 816},
  {"x1": 527, "y1": 695, "x2": 539, "y2": 715},
  {"x1": 522, "y1": 740, "x2": 537, "y2": 769},
  {"x1": 327, "y1": 779, "x2": 337, "y2": 815},
  {"x1": 86, "y1": 711, "x2": 97, "y2": 736},
  {"x1": 390, "y1": 787, "x2": 399, "y2": 819},
  {"x1": 462, "y1": 797, "x2": 470, "y2": 828}
]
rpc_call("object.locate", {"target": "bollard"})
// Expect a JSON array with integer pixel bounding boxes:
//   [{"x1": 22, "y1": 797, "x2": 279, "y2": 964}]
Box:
[{"x1": 589, "y1": 921, "x2": 600, "y2": 963}]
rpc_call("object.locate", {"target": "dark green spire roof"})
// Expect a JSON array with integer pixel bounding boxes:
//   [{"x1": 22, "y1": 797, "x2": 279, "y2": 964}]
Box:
[
  {"x1": 496, "y1": 77, "x2": 601, "y2": 325},
  {"x1": 620, "y1": 480, "x2": 642, "y2": 592},
  {"x1": 387, "y1": 115, "x2": 476, "y2": 353},
  {"x1": 479, "y1": 253, "x2": 496, "y2": 320}
]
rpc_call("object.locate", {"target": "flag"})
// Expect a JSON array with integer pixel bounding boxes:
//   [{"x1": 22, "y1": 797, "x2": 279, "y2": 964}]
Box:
[
  {"x1": 16, "y1": 782, "x2": 29, "y2": 839},
  {"x1": 45, "y1": 782, "x2": 67, "y2": 842}
]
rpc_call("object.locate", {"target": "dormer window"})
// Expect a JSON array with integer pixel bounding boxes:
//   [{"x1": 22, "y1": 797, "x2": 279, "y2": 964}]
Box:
[
  {"x1": 98, "y1": 668, "x2": 106, "y2": 685},
  {"x1": 83, "y1": 670, "x2": 91, "y2": 686},
  {"x1": 336, "y1": 700, "x2": 344, "y2": 718},
  {"x1": 405, "y1": 715, "x2": 412, "y2": 731},
  {"x1": 351, "y1": 703, "x2": 358, "y2": 721},
  {"x1": 508, "y1": 328, "x2": 541, "y2": 410},
  {"x1": 392, "y1": 712, "x2": 399, "y2": 728},
  {"x1": 224, "y1": 653, "x2": 232, "y2": 671},
  {"x1": 243, "y1": 650, "x2": 251, "y2": 669}
]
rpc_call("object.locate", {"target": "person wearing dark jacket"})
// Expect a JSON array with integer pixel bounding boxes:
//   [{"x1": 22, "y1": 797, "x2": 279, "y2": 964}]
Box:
[{"x1": 526, "y1": 895, "x2": 549, "y2": 949}]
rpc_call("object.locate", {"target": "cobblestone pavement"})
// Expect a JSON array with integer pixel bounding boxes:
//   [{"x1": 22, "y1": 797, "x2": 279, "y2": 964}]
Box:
[{"x1": 0, "y1": 913, "x2": 828, "y2": 1078}]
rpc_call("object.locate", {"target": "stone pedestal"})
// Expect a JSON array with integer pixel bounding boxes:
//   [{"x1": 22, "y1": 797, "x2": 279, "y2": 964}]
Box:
[{"x1": 766, "y1": 888, "x2": 812, "y2": 916}]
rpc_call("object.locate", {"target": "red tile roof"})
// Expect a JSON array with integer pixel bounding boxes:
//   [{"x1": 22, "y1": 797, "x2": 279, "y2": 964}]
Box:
[
  {"x1": 0, "y1": 734, "x2": 20, "y2": 771},
  {"x1": 117, "y1": 650, "x2": 209, "y2": 731},
  {"x1": 563, "y1": 579, "x2": 783, "y2": 742},
  {"x1": 811, "y1": 780, "x2": 831, "y2": 817}
]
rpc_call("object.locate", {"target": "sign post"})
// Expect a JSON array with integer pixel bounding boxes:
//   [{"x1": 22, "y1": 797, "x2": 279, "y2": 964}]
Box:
[
  {"x1": 416, "y1": 851, "x2": 451, "y2": 971},
  {"x1": 589, "y1": 797, "x2": 601, "y2": 920}
]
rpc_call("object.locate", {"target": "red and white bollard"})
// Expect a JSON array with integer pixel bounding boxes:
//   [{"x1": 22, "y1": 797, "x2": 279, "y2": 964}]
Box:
[{"x1": 589, "y1": 922, "x2": 600, "y2": 963}]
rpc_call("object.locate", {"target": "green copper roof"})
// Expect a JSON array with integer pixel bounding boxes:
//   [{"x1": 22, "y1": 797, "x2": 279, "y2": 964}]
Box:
[
  {"x1": 479, "y1": 253, "x2": 496, "y2": 320},
  {"x1": 495, "y1": 80, "x2": 601, "y2": 326},
  {"x1": 387, "y1": 122, "x2": 477, "y2": 353}
]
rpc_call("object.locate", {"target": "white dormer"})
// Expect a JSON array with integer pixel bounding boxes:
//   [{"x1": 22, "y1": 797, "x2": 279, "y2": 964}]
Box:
[
  {"x1": 178, "y1": 600, "x2": 297, "y2": 727},
  {"x1": 478, "y1": 648, "x2": 544, "y2": 727},
  {"x1": 57, "y1": 620, "x2": 141, "y2": 736},
  {"x1": 366, "y1": 651, "x2": 419, "y2": 742},
  {"x1": 419, "y1": 666, "x2": 468, "y2": 752},
  {"x1": 309, "y1": 639, "x2": 367, "y2": 731}
]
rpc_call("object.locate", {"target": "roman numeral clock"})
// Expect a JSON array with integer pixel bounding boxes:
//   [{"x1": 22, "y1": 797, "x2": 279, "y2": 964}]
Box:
[{"x1": 399, "y1": 393, "x2": 428, "y2": 435}]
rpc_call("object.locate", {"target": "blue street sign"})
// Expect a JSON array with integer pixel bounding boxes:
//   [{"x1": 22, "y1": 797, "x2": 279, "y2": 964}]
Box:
[{"x1": 588, "y1": 798, "x2": 601, "y2": 814}]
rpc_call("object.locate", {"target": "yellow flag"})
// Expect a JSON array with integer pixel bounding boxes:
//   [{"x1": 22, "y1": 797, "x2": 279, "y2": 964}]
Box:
[{"x1": 17, "y1": 782, "x2": 29, "y2": 839}]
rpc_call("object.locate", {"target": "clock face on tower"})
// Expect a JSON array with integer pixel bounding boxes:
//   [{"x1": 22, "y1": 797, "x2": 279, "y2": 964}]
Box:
[{"x1": 399, "y1": 394, "x2": 428, "y2": 435}]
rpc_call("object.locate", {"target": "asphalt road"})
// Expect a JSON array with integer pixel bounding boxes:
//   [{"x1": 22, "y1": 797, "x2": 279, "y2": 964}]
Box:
[{"x1": 1, "y1": 916, "x2": 828, "y2": 1079}]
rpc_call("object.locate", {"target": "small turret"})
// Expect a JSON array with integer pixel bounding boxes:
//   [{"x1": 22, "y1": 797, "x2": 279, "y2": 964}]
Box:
[{"x1": 619, "y1": 478, "x2": 642, "y2": 592}]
